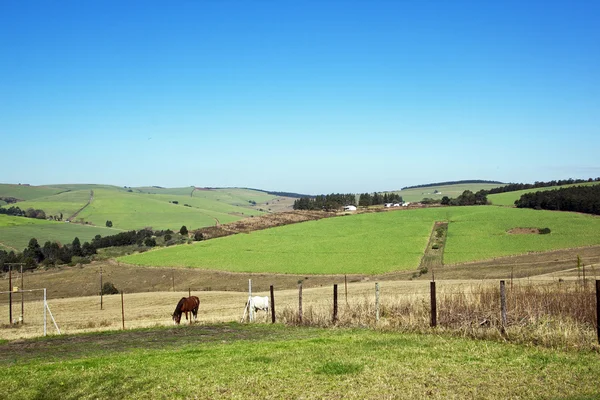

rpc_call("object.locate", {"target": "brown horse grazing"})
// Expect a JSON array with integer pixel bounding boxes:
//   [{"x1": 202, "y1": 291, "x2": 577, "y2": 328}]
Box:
[{"x1": 172, "y1": 296, "x2": 200, "y2": 325}]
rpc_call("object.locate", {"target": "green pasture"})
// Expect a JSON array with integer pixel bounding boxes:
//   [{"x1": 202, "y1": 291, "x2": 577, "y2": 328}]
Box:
[
  {"x1": 397, "y1": 183, "x2": 505, "y2": 203},
  {"x1": 10, "y1": 189, "x2": 93, "y2": 218},
  {"x1": 121, "y1": 206, "x2": 600, "y2": 274},
  {"x1": 1, "y1": 324, "x2": 599, "y2": 400},
  {"x1": 488, "y1": 182, "x2": 600, "y2": 206},
  {"x1": 0, "y1": 184, "x2": 66, "y2": 201},
  {"x1": 0, "y1": 215, "x2": 118, "y2": 250},
  {"x1": 76, "y1": 189, "x2": 255, "y2": 231}
]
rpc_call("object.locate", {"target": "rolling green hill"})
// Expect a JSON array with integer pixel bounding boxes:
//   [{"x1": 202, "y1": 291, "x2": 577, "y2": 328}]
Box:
[
  {"x1": 0, "y1": 215, "x2": 119, "y2": 251},
  {"x1": 120, "y1": 205, "x2": 600, "y2": 274},
  {"x1": 0, "y1": 183, "x2": 283, "y2": 249}
]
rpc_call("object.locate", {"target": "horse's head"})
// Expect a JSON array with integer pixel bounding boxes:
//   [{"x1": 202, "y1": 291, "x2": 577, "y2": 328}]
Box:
[{"x1": 172, "y1": 312, "x2": 181, "y2": 325}]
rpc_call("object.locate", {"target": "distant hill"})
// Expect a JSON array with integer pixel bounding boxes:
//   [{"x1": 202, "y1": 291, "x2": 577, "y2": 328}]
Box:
[
  {"x1": 402, "y1": 180, "x2": 504, "y2": 190},
  {"x1": 0, "y1": 183, "x2": 295, "y2": 249}
]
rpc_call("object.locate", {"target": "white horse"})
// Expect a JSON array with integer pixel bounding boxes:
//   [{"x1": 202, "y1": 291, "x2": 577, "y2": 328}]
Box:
[{"x1": 243, "y1": 296, "x2": 270, "y2": 322}]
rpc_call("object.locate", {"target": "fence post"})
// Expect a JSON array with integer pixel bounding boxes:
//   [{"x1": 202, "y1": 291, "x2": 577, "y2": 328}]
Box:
[
  {"x1": 430, "y1": 281, "x2": 437, "y2": 327},
  {"x1": 333, "y1": 284, "x2": 338, "y2": 324},
  {"x1": 345, "y1": 275, "x2": 348, "y2": 306},
  {"x1": 8, "y1": 266, "x2": 12, "y2": 324},
  {"x1": 121, "y1": 292, "x2": 125, "y2": 330},
  {"x1": 596, "y1": 280, "x2": 600, "y2": 345},
  {"x1": 298, "y1": 282, "x2": 303, "y2": 324},
  {"x1": 270, "y1": 285, "x2": 275, "y2": 323},
  {"x1": 500, "y1": 280, "x2": 507, "y2": 334},
  {"x1": 375, "y1": 283, "x2": 380, "y2": 324},
  {"x1": 100, "y1": 265, "x2": 103, "y2": 310}
]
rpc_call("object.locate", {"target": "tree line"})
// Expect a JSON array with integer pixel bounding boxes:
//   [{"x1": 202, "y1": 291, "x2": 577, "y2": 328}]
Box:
[
  {"x1": 515, "y1": 185, "x2": 600, "y2": 215},
  {"x1": 293, "y1": 192, "x2": 404, "y2": 210},
  {"x1": 0, "y1": 205, "x2": 48, "y2": 220},
  {"x1": 293, "y1": 193, "x2": 357, "y2": 210},
  {"x1": 402, "y1": 180, "x2": 503, "y2": 190},
  {"x1": 484, "y1": 177, "x2": 600, "y2": 195},
  {"x1": 0, "y1": 225, "x2": 199, "y2": 271}
]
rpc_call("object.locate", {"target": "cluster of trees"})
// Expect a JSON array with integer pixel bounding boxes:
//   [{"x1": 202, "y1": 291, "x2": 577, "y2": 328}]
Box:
[
  {"x1": 485, "y1": 178, "x2": 600, "y2": 195},
  {"x1": 0, "y1": 225, "x2": 202, "y2": 271},
  {"x1": 293, "y1": 194, "x2": 357, "y2": 210},
  {"x1": 515, "y1": 185, "x2": 600, "y2": 215},
  {"x1": 441, "y1": 190, "x2": 488, "y2": 206},
  {"x1": 358, "y1": 192, "x2": 402, "y2": 207},
  {"x1": 0, "y1": 236, "x2": 97, "y2": 270},
  {"x1": 293, "y1": 192, "x2": 406, "y2": 210},
  {"x1": 0, "y1": 206, "x2": 47, "y2": 219}
]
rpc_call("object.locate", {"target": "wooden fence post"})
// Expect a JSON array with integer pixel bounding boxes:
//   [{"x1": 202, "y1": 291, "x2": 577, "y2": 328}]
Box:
[
  {"x1": 375, "y1": 283, "x2": 380, "y2": 324},
  {"x1": 333, "y1": 284, "x2": 338, "y2": 324},
  {"x1": 430, "y1": 281, "x2": 437, "y2": 327},
  {"x1": 270, "y1": 285, "x2": 275, "y2": 324},
  {"x1": 121, "y1": 292, "x2": 125, "y2": 330},
  {"x1": 100, "y1": 265, "x2": 103, "y2": 310},
  {"x1": 500, "y1": 280, "x2": 507, "y2": 334},
  {"x1": 298, "y1": 282, "x2": 303, "y2": 324},
  {"x1": 596, "y1": 280, "x2": 600, "y2": 345},
  {"x1": 345, "y1": 275, "x2": 348, "y2": 306},
  {"x1": 8, "y1": 266, "x2": 12, "y2": 324}
]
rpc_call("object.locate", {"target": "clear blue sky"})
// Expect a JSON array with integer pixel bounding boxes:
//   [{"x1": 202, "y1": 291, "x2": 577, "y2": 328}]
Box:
[{"x1": 1, "y1": 1, "x2": 599, "y2": 194}]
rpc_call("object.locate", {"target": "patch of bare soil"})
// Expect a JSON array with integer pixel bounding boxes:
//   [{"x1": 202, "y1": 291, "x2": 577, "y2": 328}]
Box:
[
  {"x1": 194, "y1": 210, "x2": 338, "y2": 239},
  {"x1": 508, "y1": 227, "x2": 540, "y2": 234},
  {"x1": 0, "y1": 324, "x2": 313, "y2": 364}
]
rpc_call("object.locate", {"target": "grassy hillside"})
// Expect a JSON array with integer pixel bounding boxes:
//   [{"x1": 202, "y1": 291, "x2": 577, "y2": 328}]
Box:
[
  {"x1": 74, "y1": 189, "x2": 263, "y2": 231},
  {"x1": 8, "y1": 189, "x2": 93, "y2": 218},
  {"x1": 0, "y1": 215, "x2": 119, "y2": 250},
  {"x1": 0, "y1": 184, "x2": 280, "y2": 234},
  {"x1": 398, "y1": 183, "x2": 505, "y2": 203},
  {"x1": 0, "y1": 184, "x2": 66, "y2": 201},
  {"x1": 1, "y1": 324, "x2": 599, "y2": 400},
  {"x1": 488, "y1": 182, "x2": 600, "y2": 206},
  {"x1": 120, "y1": 206, "x2": 600, "y2": 274}
]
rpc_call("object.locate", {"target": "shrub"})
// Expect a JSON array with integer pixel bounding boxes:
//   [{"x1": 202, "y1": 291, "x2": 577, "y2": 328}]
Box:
[
  {"x1": 180, "y1": 225, "x2": 188, "y2": 235},
  {"x1": 106, "y1": 220, "x2": 113, "y2": 228},
  {"x1": 101, "y1": 282, "x2": 119, "y2": 295},
  {"x1": 194, "y1": 231, "x2": 205, "y2": 241},
  {"x1": 538, "y1": 227, "x2": 551, "y2": 235}
]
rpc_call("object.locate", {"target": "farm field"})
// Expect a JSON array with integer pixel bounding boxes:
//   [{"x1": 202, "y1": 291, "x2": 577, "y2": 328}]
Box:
[
  {"x1": 10, "y1": 189, "x2": 95, "y2": 219},
  {"x1": 75, "y1": 189, "x2": 259, "y2": 231},
  {"x1": 1, "y1": 323, "x2": 599, "y2": 400},
  {"x1": 120, "y1": 206, "x2": 600, "y2": 274},
  {"x1": 397, "y1": 183, "x2": 505, "y2": 203},
  {"x1": 488, "y1": 181, "x2": 600, "y2": 206},
  {"x1": 0, "y1": 184, "x2": 67, "y2": 201},
  {"x1": 0, "y1": 215, "x2": 119, "y2": 251},
  {"x1": 0, "y1": 184, "x2": 288, "y2": 246}
]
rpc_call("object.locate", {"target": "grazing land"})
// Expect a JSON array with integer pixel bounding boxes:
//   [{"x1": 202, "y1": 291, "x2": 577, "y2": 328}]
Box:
[
  {"x1": 0, "y1": 184, "x2": 292, "y2": 248},
  {"x1": 488, "y1": 181, "x2": 600, "y2": 206},
  {"x1": 397, "y1": 183, "x2": 505, "y2": 203},
  {"x1": 1, "y1": 323, "x2": 599, "y2": 400},
  {"x1": 120, "y1": 206, "x2": 600, "y2": 274},
  {"x1": 0, "y1": 215, "x2": 118, "y2": 250}
]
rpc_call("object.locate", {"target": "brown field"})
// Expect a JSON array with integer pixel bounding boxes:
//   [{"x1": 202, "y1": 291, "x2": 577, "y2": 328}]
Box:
[{"x1": 0, "y1": 279, "x2": 513, "y2": 340}]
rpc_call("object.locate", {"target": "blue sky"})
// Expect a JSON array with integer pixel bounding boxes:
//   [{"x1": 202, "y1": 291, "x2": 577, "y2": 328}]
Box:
[{"x1": 1, "y1": 1, "x2": 599, "y2": 194}]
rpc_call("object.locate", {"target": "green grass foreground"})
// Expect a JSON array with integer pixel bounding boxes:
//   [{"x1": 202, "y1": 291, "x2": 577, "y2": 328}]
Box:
[
  {"x1": 1, "y1": 323, "x2": 598, "y2": 400},
  {"x1": 120, "y1": 206, "x2": 600, "y2": 273}
]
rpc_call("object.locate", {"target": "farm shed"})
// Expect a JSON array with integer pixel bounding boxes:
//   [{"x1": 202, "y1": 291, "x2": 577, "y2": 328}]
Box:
[{"x1": 343, "y1": 205, "x2": 357, "y2": 211}]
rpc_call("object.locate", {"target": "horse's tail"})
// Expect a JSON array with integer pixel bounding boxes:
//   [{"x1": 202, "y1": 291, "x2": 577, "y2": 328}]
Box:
[{"x1": 192, "y1": 296, "x2": 200, "y2": 316}]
